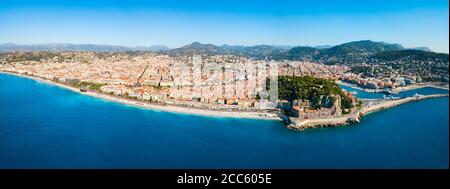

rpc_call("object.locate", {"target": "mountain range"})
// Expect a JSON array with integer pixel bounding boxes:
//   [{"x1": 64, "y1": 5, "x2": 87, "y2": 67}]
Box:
[
  {"x1": 168, "y1": 40, "x2": 447, "y2": 63},
  {"x1": 0, "y1": 43, "x2": 170, "y2": 52},
  {"x1": 271, "y1": 40, "x2": 405, "y2": 61},
  {"x1": 1, "y1": 40, "x2": 447, "y2": 64},
  {"x1": 0, "y1": 41, "x2": 437, "y2": 55},
  {"x1": 169, "y1": 42, "x2": 291, "y2": 59}
]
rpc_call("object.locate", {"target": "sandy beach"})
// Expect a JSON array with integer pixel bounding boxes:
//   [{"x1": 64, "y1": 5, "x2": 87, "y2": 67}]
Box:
[
  {"x1": 3, "y1": 71, "x2": 448, "y2": 128},
  {"x1": 1, "y1": 71, "x2": 280, "y2": 121}
]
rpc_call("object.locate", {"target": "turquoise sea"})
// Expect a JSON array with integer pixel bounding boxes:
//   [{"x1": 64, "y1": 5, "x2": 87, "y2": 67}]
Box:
[{"x1": 0, "y1": 73, "x2": 448, "y2": 168}]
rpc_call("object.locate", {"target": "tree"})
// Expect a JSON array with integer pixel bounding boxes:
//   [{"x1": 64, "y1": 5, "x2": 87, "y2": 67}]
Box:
[{"x1": 276, "y1": 75, "x2": 353, "y2": 113}]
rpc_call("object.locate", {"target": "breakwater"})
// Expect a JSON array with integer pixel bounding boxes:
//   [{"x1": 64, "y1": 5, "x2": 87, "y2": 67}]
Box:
[{"x1": 287, "y1": 94, "x2": 449, "y2": 130}]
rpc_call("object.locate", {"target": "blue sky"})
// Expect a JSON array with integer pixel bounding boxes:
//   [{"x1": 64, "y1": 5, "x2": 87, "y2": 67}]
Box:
[{"x1": 0, "y1": 0, "x2": 448, "y2": 52}]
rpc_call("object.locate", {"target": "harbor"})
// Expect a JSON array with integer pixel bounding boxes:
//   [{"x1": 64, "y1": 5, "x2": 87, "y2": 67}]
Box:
[{"x1": 285, "y1": 90, "x2": 449, "y2": 130}]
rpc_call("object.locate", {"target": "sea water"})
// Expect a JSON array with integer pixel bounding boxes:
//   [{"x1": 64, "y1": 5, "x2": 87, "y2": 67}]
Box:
[{"x1": 1, "y1": 73, "x2": 448, "y2": 168}]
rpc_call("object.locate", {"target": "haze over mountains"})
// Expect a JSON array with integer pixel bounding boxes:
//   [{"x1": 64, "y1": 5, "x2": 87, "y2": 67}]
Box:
[
  {"x1": 0, "y1": 40, "x2": 436, "y2": 53},
  {"x1": 1, "y1": 40, "x2": 447, "y2": 64},
  {"x1": 0, "y1": 43, "x2": 170, "y2": 52},
  {"x1": 167, "y1": 40, "x2": 448, "y2": 64}
]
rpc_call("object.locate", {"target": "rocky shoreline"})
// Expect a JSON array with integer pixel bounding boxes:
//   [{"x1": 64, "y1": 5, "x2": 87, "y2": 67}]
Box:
[
  {"x1": 337, "y1": 80, "x2": 449, "y2": 94},
  {"x1": 2, "y1": 71, "x2": 448, "y2": 131},
  {"x1": 286, "y1": 93, "x2": 449, "y2": 131}
]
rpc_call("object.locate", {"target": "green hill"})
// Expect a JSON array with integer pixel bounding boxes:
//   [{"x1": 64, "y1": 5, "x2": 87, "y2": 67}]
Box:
[
  {"x1": 371, "y1": 49, "x2": 449, "y2": 62},
  {"x1": 275, "y1": 76, "x2": 353, "y2": 113}
]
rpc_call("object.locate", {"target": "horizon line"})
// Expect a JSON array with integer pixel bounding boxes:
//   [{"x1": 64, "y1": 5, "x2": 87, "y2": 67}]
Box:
[{"x1": 0, "y1": 40, "x2": 446, "y2": 53}]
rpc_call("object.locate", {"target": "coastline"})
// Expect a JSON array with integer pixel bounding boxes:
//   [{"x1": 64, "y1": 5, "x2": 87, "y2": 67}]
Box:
[
  {"x1": 337, "y1": 80, "x2": 449, "y2": 93},
  {"x1": 2, "y1": 71, "x2": 448, "y2": 130},
  {"x1": 288, "y1": 93, "x2": 449, "y2": 130},
  {"x1": 391, "y1": 82, "x2": 449, "y2": 92},
  {"x1": 0, "y1": 71, "x2": 281, "y2": 121}
]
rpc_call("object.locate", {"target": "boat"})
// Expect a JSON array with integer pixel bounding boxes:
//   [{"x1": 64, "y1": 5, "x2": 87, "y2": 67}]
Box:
[
  {"x1": 80, "y1": 88, "x2": 87, "y2": 92},
  {"x1": 414, "y1": 93, "x2": 423, "y2": 97},
  {"x1": 382, "y1": 89, "x2": 394, "y2": 95}
]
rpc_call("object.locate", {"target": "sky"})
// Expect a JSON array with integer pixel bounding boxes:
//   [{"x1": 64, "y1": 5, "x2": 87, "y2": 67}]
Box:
[{"x1": 0, "y1": 0, "x2": 448, "y2": 53}]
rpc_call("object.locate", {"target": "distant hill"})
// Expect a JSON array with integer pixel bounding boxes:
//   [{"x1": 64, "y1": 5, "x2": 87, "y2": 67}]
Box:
[
  {"x1": 2, "y1": 41, "x2": 441, "y2": 64},
  {"x1": 408, "y1": 47, "x2": 432, "y2": 52},
  {"x1": 371, "y1": 49, "x2": 448, "y2": 62},
  {"x1": 271, "y1": 46, "x2": 321, "y2": 60},
  {"x1": 271, "y1": 40, "x2": 407, "y2": 63},
  {"x1": 169, "y1": 40, "x2": 444, "y2": 64},
  {"x1": 314, "y1": 45, "x2": 332, "y2": 49},
  {"x1": 169, "y1": 42, "x2": 286, "y2": 58},
  {"x1": 132, "y1": 45, "x2": 171, "y2": 52},
  {"x1": 232, "y1": 45, "x2": 288, "y2": 58},
  {"x1": 0, "y1": 43, "x2": 170, "y2": 52},
  {"x1": 169, "y1": 42, "x2": 228, "y2": 55},
  {"x1": 324, "y1": 40, "x2": 404, "y2": 57}
]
